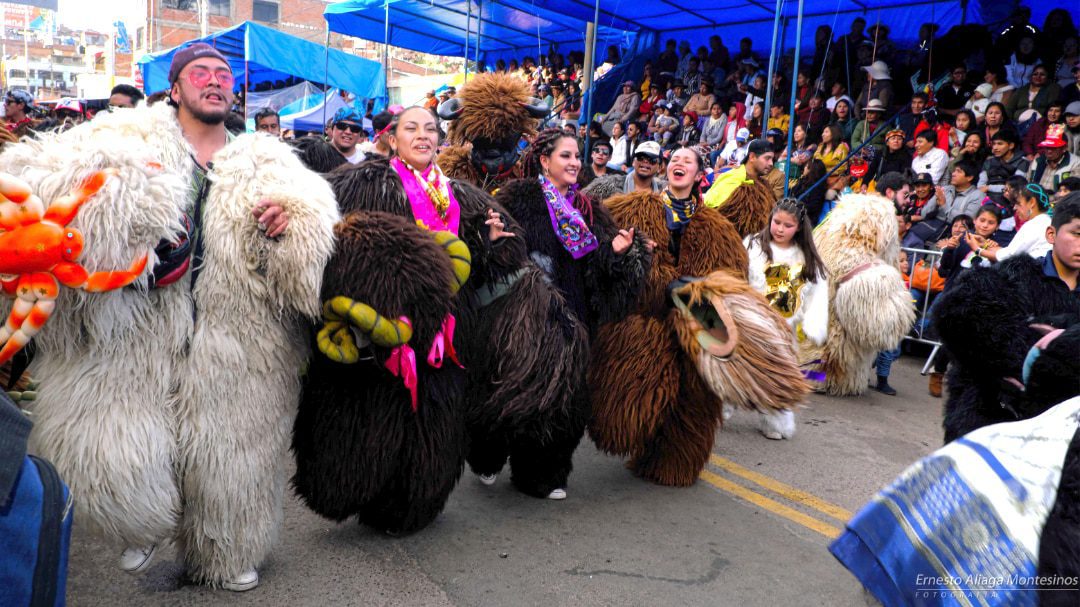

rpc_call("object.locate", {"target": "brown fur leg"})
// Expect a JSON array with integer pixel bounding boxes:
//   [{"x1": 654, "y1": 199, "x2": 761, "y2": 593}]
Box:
[
  {"x1": 628, "y1": 357, "x2": 719, "y2": 487},
  {"x1": 588, "y1": 314, "x2": 682, "y2": 457}
]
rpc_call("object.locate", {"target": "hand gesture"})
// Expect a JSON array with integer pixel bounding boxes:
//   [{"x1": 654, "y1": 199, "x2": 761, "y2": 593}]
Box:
[
  {"x1": 612, "y1": 228, "x2": 637, "y2": 255},
  {"x1": 964, "y1": 233, "x2": 984, "y2": 250},
  {"x1": 252, "y1": 199, "x2": 289, "y2": 238},
  {"x1": 934, "y1": 186, "x2": 945, "y2": 202},
  {"x1": 486, "y1": 208, "x2": 516, "y2": 241}
]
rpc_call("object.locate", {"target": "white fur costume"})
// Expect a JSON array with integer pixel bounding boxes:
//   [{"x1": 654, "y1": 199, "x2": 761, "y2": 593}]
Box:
[
  {"x1": 809, "y1": 194, "x2": 914, "y2": 396},
  {"x1": 0, "y1": 103, "x2": 339, "y2": 585}
]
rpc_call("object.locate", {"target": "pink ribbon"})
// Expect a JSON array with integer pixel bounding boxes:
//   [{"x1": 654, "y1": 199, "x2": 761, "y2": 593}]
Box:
[
  {"x1": 384, "y1": 317, "x2": 419, "y2": 411},
  {"x1": 427, "y1": 314, "x2": 462, "y2": 369}
]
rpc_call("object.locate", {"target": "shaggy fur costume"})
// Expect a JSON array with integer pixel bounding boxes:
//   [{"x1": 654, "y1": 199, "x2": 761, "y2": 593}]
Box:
[
  {"x1": 436, "y1": 73, "x2": 543, "y2": 190},
  {"x1": 932, "y1": 255, "x2": 1080, "y2": 596},
  {"x1": 588, "y1": 192, "x2": 806, "y2": 486},
  {"x1": 0, "y1": 103, "x2": 339, "y2": 585},
  {"x1": 715, "y1": 178, "x2": 775, "y2": 238},
  {"x1": 493, "y1": 179, "x2": 650, "y2": 482},
  {"x1": 933, "y1": 255, "x2": 1080, "y2": 442},
  {"x1": 809, "y1": 193, "x2": 915, "y2": 396},
  {"x1": 295, "y1": 157, "x2": 587, "y2": 516}
]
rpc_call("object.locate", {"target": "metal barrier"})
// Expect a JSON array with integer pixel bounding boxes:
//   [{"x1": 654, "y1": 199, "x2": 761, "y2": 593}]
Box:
[{"x1": 901, "y1": 246, "x2": 944, "y2": 375}]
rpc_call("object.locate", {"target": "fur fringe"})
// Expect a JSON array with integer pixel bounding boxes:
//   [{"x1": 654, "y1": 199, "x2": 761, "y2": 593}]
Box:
[
  {"x1": 672, "y1": 272, "x2": 810, "y2": 412},
  {"x1": 715, "y1": 179, "x2": 775, "y2": 238},
  {"x1": 446, "y1": 73, "x2": 540, "y2": 146},
  {"x1": 812, "y1": 193, "x2": 914, "y2": 396}
]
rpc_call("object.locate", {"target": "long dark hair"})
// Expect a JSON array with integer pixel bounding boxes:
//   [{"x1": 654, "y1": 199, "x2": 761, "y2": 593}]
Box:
[{"x1": 749, "y1": 197, "x2": 826, "y2": 282}]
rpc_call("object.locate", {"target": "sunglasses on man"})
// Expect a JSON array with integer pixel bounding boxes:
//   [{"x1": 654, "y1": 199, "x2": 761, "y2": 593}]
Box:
[
  {"x1": 334, "y1": 122, "x2": 364, "y2": 134},
  {"x1": 634, "y1": 154, "x2": 657, "y2": 164}
]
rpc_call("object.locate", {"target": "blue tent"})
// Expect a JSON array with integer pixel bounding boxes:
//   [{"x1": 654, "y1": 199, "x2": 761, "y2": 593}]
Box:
[
  {"x1": 323, "y1": 0, "x2": 636, "y2": 63},
  {"x1": 325, "y1": 0, "x2": 1078, "y2": 63},
  {"x1": 138, "y1": 21, "x2": 387, "y2": 104}
]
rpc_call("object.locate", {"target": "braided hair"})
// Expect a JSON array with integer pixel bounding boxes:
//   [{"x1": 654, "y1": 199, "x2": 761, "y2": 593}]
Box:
[
  {"x1": 521, "y1": 127, "x2": 595, "y2": 220},
  {"x1": 749, "y1": 197, "x2": 826, "y2": 282},
  {"x1": 520, "y1": 127, "x2": 577, "y2": 179}
]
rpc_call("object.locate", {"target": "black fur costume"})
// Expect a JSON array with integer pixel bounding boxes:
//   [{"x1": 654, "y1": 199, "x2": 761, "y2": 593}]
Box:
[
  {"x1": 933, "y1": 254, "x2": 1080, "y2": 595},
  {"x1": 480, "y1": 179, "x2": 650, "y2": 492},
  {"x1": 293, "y1": 157, "x2": 588, "y2": 535}
]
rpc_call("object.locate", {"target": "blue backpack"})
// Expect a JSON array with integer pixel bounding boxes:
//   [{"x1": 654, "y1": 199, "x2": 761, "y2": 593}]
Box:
[{"x1": 0, "y1": 393, "x2": 73, "y2": 607}]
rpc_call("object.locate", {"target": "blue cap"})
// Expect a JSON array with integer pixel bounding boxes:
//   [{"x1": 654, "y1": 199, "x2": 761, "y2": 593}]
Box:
[{"x1": 332, "y1": 107, "x2": 363, "y2": 125}]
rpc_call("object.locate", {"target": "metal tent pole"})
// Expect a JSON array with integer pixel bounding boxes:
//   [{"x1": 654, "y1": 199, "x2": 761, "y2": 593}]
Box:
[
  {"x1": 581, "y1": 0, "x2": 600, "y2": 155},
  {"x1": 383, "y1": 0, "x2": 390, "y2": 91},
  {"x1": 322, "y1": 24, "x2": 330, "y2": 133},
  {"x1": 762, "y1": 0, "x2": 784, "y2": 128},
  {"x1": 464, "y1": 0, "x2": 472, "y2": 82},
  {"x1": 783, "y1": 0, "x2": 805, "y2": 198}
]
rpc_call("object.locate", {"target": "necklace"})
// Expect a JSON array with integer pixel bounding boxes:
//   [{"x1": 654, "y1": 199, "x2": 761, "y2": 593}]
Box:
[{"x1": 404, "y1": 160, "x2": 450, "y2": 219}]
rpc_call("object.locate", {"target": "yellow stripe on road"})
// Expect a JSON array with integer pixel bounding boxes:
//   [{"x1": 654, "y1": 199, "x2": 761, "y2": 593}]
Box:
[
  {"x1": 708, "y1": 454, "x2": 854, "y2": 522},
  {"x1": 698, "y1": 469, "x2": 843, "y2": 539}
]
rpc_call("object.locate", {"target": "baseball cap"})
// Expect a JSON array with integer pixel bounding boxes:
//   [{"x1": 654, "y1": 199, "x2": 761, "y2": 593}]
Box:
[
  {"x1": 55, "y1": 98, "x2": 83, "y2": 113},
  {"x1": 634, "y1": 140, "x2": 662, "y2": 160},
  {"x1": 6, "y1": 89, "x2": 33, "y2": 107},
  {"x1": 747, "y1": 139, "x2": 772, "y2": 156},
  {"x1": 735, "y1": 127, "x2": 750, "y2": 142},
  {"x1": 1066, "y1": 101, "x2": 1080, "y2": 117},
  {"x1": 168, "y1": 42, "x2": 229, "y2": 84},
  {"x1": 622, "y1": 80, "x2": 635, "y2": 88},
  {"x1": 333, "y1": 107, "x2": 363, "y2": 125},
  {"x1": 912, "y1": 172, "x2": 934, "y2": 185}
]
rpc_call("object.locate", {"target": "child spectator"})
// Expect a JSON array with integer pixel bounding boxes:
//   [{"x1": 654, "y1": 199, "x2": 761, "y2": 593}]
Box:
[{"x1": 974, "y1": 183, "x2": 1054, "y2": 262}]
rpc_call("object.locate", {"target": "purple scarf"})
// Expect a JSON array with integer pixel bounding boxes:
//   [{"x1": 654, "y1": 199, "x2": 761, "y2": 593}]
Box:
[{"x1": 538, "y1": 175, "x2": 599, "y2": 259}]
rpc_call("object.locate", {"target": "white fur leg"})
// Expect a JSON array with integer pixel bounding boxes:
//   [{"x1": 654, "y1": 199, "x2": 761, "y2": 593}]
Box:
[
  {"x1": 28, "y1": 349, "x2": 182, "y2": 548},
  {"x1": 759, "y1": 409, "x2": 796, "y2": 440},
  {"x1": 177, "y1": 322, "x2": 306, "y2": 587}
]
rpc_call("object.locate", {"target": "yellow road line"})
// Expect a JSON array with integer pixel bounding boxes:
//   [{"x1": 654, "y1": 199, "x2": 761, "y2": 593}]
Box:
[
  {"x1": 708, "y1": 454, "x2": 854, "y2": 523},
  {"x1": 698, "y1": 469, "x2": 843, "y2": 539}
]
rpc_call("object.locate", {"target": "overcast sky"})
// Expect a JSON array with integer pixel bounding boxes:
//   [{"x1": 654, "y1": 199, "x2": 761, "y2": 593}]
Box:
[{"x1": 56, "y1": 0, "x2": 140, "y2": 31}]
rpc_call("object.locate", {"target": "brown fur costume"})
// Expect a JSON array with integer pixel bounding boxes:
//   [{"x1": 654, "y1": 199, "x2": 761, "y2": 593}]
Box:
[
  {"x1": 809, "y1": 193, "x2": 915, "y2": 396},
  {"x1": 715, "y1": 178, "x2": 776, "y2": 238},
  {"x1": 589, "y1": 192, "x2": 805, "y2": 486},
  {"x1": 436, "y1": 73, "x2": 545, "y2": 190}
]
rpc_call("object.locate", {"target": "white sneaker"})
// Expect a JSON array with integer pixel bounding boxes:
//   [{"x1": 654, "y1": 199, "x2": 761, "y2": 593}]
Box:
[
  {"x1": 547, "y1": 488, "x2": 567, "y2": 500},
  {"x1": 759, "y1": 410, "x2": 796, "y2": 440},
  {"x1": 721, "y1": 403, "x2": 735, "y2": 422},
  {"x1": 478, "y1": 473, "x2": 497, "y2": 486},
  {"x1": 222, "y1": 569, "x2": 259, "y2": 592},
  {"x1": 118, "y1": 545, "x2": 157, "y2": 574}
]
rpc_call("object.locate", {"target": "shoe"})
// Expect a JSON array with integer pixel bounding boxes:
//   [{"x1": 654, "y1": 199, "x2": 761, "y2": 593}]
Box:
[
  {"x1": 873, "y1": 376, "x2": 897, "y2": 396},
  {"x1": 222, "y1": 569, "x2": 259, "y2": 592},
  {"x1": 478, "y1": 473, "x2": 497, "y2": 486},
  {"x1": 759, "y1": 409, "x2": 796, "y2": 440},
  {"x1": 119, "y1": 545, "x2": 157, "y2": 574},
  {"x1": 721, "y1": 403, "x2": 735, "y2": 423},
  {"x1": 547, "y1": 488, "x2": 567, "y2": 500},
  {"x1": 929, "y1": 372, "x2": 944, "y2": 398}
]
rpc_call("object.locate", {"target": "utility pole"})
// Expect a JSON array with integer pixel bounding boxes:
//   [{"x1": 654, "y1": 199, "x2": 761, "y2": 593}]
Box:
[{"x1": 199, "y1": 0, "x2": 209, "y2": 38}]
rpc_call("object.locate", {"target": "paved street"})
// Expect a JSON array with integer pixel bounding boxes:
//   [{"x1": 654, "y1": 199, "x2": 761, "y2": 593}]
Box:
[{"x1": 66, "y1": 355, "x2": 941, "y2": 606}]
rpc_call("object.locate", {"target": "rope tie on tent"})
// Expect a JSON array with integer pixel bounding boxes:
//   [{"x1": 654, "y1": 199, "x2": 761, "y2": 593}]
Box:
[{"x1": 816, "y1": 0, "x2": 843, "y2": 88}]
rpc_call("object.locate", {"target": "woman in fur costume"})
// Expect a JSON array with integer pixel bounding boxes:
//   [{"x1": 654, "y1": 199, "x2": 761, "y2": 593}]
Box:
[
  {"x1": 293, "y1": 108, "x2": 586, "y2": 531},
  {"x1": 808, "y1": 193, "x2": 915, "y2": 396},
  {"x1": 588, "y1": 148, "x2": 809, "y2": 486},
  {"x1": 435, "y1": 72, "x2": 549, "y2": 191},
  {"x1": 487, "y1": 128, "x2": 652, "y2": 498},
  {"x1": 741, "y1": 197, "x2": 829, "y2": 439},
  {"x1": 1, "y1": 95, "x2": 338, "y2": 590}
]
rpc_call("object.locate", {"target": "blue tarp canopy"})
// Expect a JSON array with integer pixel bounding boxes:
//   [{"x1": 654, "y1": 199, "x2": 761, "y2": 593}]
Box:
[
  {"x1": 327, "y1": 0, "x2": 1079, "y2": 62},
  {"x1": 324, "y1": 0, "x2": 635, "y2": 62},
  {"x1": 138, "y1": 21, "x2": 387, "y2": 101}
]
